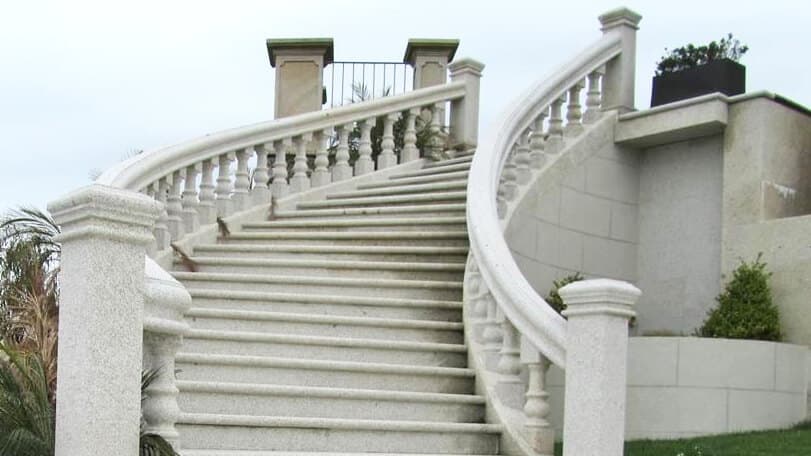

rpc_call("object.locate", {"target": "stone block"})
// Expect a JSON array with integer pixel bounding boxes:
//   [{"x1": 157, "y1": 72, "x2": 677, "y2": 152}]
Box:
[
  {"x1": 727, "y1": 390, "x2": 806, "y2": 433},
  {"x1": 776, "y1": 343, "x2": 809, "y2": 393},
  {"x1": 560, "y1": 187, "x2": 611, "y2": 237},
  {"x1": 535, "y1": 187, "x2": 560, "y2": 223},
  {"x1": 582, "y1": 236, "x2": 636, "y2": 281},
  {"x1": 609, "y1": 201, "x2": 638, "y2": 242},
  {"x1": 677, "y1": 338, "x2": 775, "y2": 390},
  {"x1": 557, "y1": 229, "x2": 584, "y2": 272},
  {"x1": 627, "y1": 338, "x2": 678, "y2": 386},
  {"x1": 625, "y1": 387, "x2": 727, "y2": 439},
  {"x1": 534, "y1": 221, "x2": 560, "y2": 266},
  {"x1": 585, "y1": 157, "x2": 639, "y2": 204}
]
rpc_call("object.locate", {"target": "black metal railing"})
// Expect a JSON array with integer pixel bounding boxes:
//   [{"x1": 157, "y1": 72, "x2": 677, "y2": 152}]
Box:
[{"x1": 324, "y1": 61, "x2": 414, "y2": 108}]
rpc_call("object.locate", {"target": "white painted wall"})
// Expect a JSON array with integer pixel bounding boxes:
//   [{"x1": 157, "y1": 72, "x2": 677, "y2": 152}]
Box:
[{"x1": 635, "y1": 135, "x2": 724, "y2": 334}]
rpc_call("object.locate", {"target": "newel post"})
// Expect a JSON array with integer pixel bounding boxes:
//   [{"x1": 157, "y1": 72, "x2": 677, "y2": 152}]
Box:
[
  {"x1": 559, "y1": 279, "x2": 641, "y2": 456},
  {"x1": 598, "y1": 7, "x2": 642, "y2": 113},
  {"x1": 449, "y1": 58, "x2": 485, "y2": 148},
  {"x1": 267, "y1": 38, "x2": 334, "y2": 118},
  {"x1": 49, "y1": 185, "x2": 162, "y2": 456}
]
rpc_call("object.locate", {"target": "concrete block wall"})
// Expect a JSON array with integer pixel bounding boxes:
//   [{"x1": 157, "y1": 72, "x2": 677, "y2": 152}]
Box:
[
  {"x1": 505, "y1": 117, "x2": 640, "y2": 300},
  {"x1": 545, "y1": 337, "x2": 808, "y2": 440}
]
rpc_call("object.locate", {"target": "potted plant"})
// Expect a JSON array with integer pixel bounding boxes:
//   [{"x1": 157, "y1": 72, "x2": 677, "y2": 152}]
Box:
[{"x1": 651, "y1": 33, "x2": 748, "y2": 107}]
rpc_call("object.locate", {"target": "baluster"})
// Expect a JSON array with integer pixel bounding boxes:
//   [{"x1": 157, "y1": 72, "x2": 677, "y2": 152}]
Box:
[
  {"x1": 466, "y1": 255, "x2": 488, "y2": 319},
  {"x1": 401, "y1": 108, "x2": 420, "y2": 162},
  {"x1": 154, "y1": 178, "x2": 170, "y2": 251},
  {"x1": 482, "y1": 293, "x2": 503, "y2": 370},
  {"x1": 583, "y1": 68, "x2": 605, "y2": 124},
  {"x1": 272, "y1": 139, "x2": 290, "y2": 198},
  {"x1": 497, "y1": 177, "x2": 507, "y2": 220},
  {"x1": 166, "y1": 170, "x2": 184, "y2": 240},
  {"x1": 529, "y1": 111, "x2": 548, "y2": 169},
  {"x1": 144, "y1": 184, "x2": 159, "y2": 256},
  {"x1": 198, "y1": 159, "x2": 216, "y2": 224},
  {"x1": 291, "y1": 133, "x2": 312, "y2": 192},
  {"x1": 546, "y1": 97, "x2": 565, "y2": 154},
  {"x1": 515, "y1": 129, "x2": 532, "y2": 185},
  {"x1": 181, "y1": 164, "x2": 199, "y2": 234},
  {"x1": 377, "y1": 112, "x2": 399, "y2": 169},
  {"x1": 215, "y1": 153, "x2": 233, "y2": 217},
  {"x1": 231, "y1": 148, "x2": 251, "y2": 212},
  {"x1": 252, "y1": 144, "x2": 270, "y2": 205},
  {"x1": 141, "y1": 333, "x2": 183, "y2": 448},
  {"x1": 565, "y1": 79, "x2": 585, "y2": 137},
  {"x1": 502, "y1": 147, "x2": 518, "y2": 202},
  {"x1": 311, "y1": 128, "x2": 332, "y2": 187},
  {"x1": 355, "y1": 119, "x2": 375, "y2": 175},
  {"x1": 332, "y1": 123, "x2": 353, "y2": 182},
  {"x1": 429, "y1": 103, "x2": 444, "y2": 159},
  {"x1": 522, "y1": 342, "x2": 554, "y2": 455},
  {"x1": 496, "y1": 317, "x2": 524, "y2": 409}
]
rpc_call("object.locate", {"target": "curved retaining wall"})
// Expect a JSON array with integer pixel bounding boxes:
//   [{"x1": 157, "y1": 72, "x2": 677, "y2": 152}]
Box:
[{"x1": 546, "y1": 337, "x2": 808, "y2": 440}]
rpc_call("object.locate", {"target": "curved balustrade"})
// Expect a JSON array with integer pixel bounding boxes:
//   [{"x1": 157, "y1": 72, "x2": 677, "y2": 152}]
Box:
[{"x1": 465, "y1": 7, "x2": 641, "y2": 456}]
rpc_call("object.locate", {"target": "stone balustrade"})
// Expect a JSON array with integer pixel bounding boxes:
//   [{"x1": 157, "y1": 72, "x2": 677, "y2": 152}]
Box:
[{"x1": 464, "y1": 7, "x2": 642, "y2": 456}]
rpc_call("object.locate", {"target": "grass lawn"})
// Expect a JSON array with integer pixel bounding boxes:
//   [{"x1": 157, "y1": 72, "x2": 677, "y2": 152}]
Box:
[{"x1": 553, "y1": 423, "x2": 811, "y2": 455}]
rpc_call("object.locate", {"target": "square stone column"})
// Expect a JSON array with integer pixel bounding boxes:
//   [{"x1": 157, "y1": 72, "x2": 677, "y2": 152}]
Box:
[
  {"x1": 449, "y1": 58, "x2": 485, "y2": 148},
  {"x1": 49, "y1": 184, "x2": 162, "y2": 456},
  {"x1": 403, "y1": 39, "x2": 459, "y2": 89},
  {"x1": 598, "y1": 7, "x2": 642, "y2": 113},
  {"x1": 267, "y1": 38, "x2": 334, "y2": 118}
]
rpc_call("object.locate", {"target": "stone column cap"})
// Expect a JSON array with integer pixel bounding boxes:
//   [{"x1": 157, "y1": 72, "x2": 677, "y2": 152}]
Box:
[
  {"x1": 559, "y1": 278, "x2": 640, "y2": 318},
  {"x1": 598, "y1": 7, "x2": 642, "y2": 31},
  {"x1": 266, "y1": 38, "x2": 334, "y2": 67},
  {"x1": 449, "y1": 57, "x2": 485, "y2": 75},
  {"x1": 403, "y1": 39, "x2": 460, "y2": 65}
]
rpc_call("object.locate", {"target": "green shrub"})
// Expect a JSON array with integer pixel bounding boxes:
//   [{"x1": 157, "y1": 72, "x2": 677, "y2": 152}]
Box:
[
  {"x1": 655, "y1": 33, "x2": 748, "y2": 76},
  {"x1": 546, "y1": 272, "x2": 584, "y2": 315},
  {"x1": 697, "y1": 254, "x2": 781, "y2": 341}
]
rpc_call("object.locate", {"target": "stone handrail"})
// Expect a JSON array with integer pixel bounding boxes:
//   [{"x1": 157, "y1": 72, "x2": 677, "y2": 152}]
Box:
[{"x1": 465, "y1": 7, "x2": 642, "y2": 456}]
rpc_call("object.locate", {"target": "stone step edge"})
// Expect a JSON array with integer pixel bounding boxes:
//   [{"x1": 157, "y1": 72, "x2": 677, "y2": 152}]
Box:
[
  {"x1": 296, "y1": 191, "x2": 467, "y2": 208},
  {"x1": 183, "y1": 328, "x2": 466, "y2": 353},
  {"x1": 357, "y1": 170, "x2": 469, "y2": 189},
  {"x1": 180, "y1": 257, "x2": 465, "y2": 273},
  {"x1": 173, "y1": 272, "x2": 463, "y2": 290},
  {"x1": 273, "y1": 203, "x2": 466, "y2": 218},
  {"x1": 187, "y1": 289, "x2": 463, "y2": 309},
  {"x1": 177, "y1": 413, "x2": 501, "y2": 434},
  {"x1": 327, "y1": 180, "x2": 468, "y2": 200},
  {"x1": 178, "y1": 380, "x2": 485, "y2": 404},
  {"x1": 192, "y1": 244, "x2": 468, "y2": 256},
  {"x1": 186, "y1": 308, "x2": 464, "y2": 331},
  {"x1": 422, "y1": 154, "x2": 474, "y2": 168},
  {"x1": 389, "y1": 163, "x2": 472, "y2": 179},
  {"x1": 224, "y1": 230, "x2": 469, "y2": 240},
  {"x1": 241, "y1": 215, "x2": 466, "y2": 228},
  {"x1": 176, "y1": 353, "x2": 474, "y2": 377}
]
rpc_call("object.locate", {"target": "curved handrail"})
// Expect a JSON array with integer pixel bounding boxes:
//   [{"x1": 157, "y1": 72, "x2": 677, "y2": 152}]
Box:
[
  {"x1": 97, "y1": 81, "x2": 466, "y2": 190},
  {"x1": 467, "y1": 33, "x2": 622, "y2": 368}
]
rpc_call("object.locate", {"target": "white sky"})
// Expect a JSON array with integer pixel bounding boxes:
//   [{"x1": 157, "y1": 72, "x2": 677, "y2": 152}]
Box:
[{"x1": 1, "y1": 0, "x2": 809, "y2": 213}]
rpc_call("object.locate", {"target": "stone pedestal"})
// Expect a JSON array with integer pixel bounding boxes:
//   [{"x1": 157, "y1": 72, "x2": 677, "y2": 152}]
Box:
[
  {"x1": 559, "y1": 279, "x2": 641, "y2": 456},
  {"x1": 49, "y1": 185, "x2": 161, "y2": 456},
  {"x1": 267, "y1": 38, "x2": 334, "y2": 118},
  {"x1": 449, "y1": 58, "x2": 485, "y2": 147},
  {"x1": 403, "y1": 39, "x2": 459, "y2": 90},
  {"x1": 598, "y1": 7, "x2": 642, "y2": 113}
]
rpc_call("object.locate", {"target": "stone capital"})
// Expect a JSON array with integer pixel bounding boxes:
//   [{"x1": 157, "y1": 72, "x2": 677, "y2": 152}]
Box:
[
  {"x1": 449, "y1": 57, "x2": 485, "y2": 78},
  {"x1": 266, "y1": 38, "x2": 334, "y2": 67},
  {"x1": 559, "y1": 278, "x2": 640, "y2": 319},
  {"x1": 598, "y1": 7, "x2": 642, "y2": 31}
]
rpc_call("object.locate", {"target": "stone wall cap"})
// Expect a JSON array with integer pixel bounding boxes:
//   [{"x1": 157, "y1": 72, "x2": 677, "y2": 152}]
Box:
[
  {"x1": 449, "y1": 57, "x2": 485, "y2": 75},
  {"x1": 266, "y1": 38, "x2": 334, "y2": 67},
  {"x1": 403, "y1": 39, "x2": 460, "y2": 65},
  {"x1": 598, "y1": 7, "x2": 642, "y2": 30},
  {"x1": 559, "y1": 278, "x2": 641, "y2": 307}
]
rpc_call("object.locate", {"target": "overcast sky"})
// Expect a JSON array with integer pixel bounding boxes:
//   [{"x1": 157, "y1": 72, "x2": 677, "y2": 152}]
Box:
[{"x1": 1, "y1": 0, "x2": 809, "y2": 213}]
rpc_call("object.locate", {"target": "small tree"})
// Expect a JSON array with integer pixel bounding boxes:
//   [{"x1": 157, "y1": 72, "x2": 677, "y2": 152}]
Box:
[
  {"x1": 546, "y1": 272, "x2": 584, "y2": 315},
  {"x1": 697, "y1": 254, "x2": 781, "y2": 341}
]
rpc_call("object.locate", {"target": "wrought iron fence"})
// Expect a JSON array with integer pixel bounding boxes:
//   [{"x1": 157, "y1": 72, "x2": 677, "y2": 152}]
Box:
[{"x1": 324, "y1": 61, "x2": 414, "y2": 108}]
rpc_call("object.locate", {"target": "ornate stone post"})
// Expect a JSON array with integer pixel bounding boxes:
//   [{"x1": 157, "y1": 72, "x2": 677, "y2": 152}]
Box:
[
  {"x1": 448, "y1": 58, "x2": 485, "y2": 148},
  {"x1": 266, "y1": 38, "x2": 334, "y2": 118},
  {"x1": 142, "y1": 258, "x2": 192, "y2": 448},
  {"x1": 49, "y1": 185, "x2": 161, "y2": 456},
  {"x1": 403, "y1": 39, "x2": 459, "y2": 90},
  {"x1": 598, "y1": 7, "x2": 642, "y2": 113},
  {"x1": 559, "y1": 279, "x2": 641, "y2": 456}
]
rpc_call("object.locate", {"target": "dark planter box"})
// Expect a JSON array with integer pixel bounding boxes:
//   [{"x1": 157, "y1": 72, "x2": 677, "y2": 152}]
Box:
[{"x1": 651, "y1": 59, "x2": 745, "y2": 107}]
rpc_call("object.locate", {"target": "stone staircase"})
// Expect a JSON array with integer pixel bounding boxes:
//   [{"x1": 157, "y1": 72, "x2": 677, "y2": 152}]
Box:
[{"x1": 169, "y1": 153, "x2": 503, "y2": 455}]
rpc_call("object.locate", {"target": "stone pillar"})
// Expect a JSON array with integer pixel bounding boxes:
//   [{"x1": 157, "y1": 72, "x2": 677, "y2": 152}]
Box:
[
  {"x1": 449, "y1": 58, "x2": 485, "y2": 148},
  {"x1": 598, "y1": 7, "x2": 642, "y2": 113},
  {"x1": 559, "y1": 279, "x2": 641, "y2": 456},
  {"x1": 403, "y1": 38, "x2": 459, "y2": 90},
  {"x1": 266, "y1": 38, "x2": 334, "y2": 118},
  {"x1": 49, "y1": 184, "x2": 161, "y2": 456}
]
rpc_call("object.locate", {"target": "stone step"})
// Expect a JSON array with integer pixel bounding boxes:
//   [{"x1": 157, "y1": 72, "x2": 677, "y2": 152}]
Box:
[
  {"x1": 240, "y1": 216, "x2": 466, "y2": 233},
  {"x1": 184, "y1": 308, "x2": 464, "y2": 344},
  {"x1": 182, "y1": 328, "x2": 467, "y2": 367},
  {"x1": 389, "y1": 163, "x2": 472, "y2": 179},
  {"x1": 175, "y1": 353, "x2": 475, "y2": 393},
  {"x1": 177, "y1": 414, "x2": 500, "y2": 453},
  {"x1": 296, "y1": 191, "x2": 466, "y2": 209},
  {"x1": 422, "y1": 154, "x2": 474, "y2": 168},
  {"x1": 186, "y1": 289, "x2": 463, "y2": 322},
  {"x1": 175, "y1": 257, "x2": 464, "y2": 282},
  {"x1": 357, "y1": 170, "x2": 469, "y2": 189},
  {"x1": 178, "y1": 381, "x2": 485, "y2": 422},
  {"x1": 191, "y1": 244, "x2": 468, "y2": 263},
  {"x1": 219, "y1": 230, "x2": 469, "y2": 247},
  {"x1": 327, "y1": 180, "x2": 468, "y2": 200},
  {"x1": 173, "y1": 273, "x2": 462, "y2": 301},
  {"x1": 273, "y1": 203, "x2": 466, "y2": 219}
]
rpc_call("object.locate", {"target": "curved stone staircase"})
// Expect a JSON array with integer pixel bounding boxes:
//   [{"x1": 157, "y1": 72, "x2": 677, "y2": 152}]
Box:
[{"x1": 170, "y1": 152, "x2": 503, "y2": 455}]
